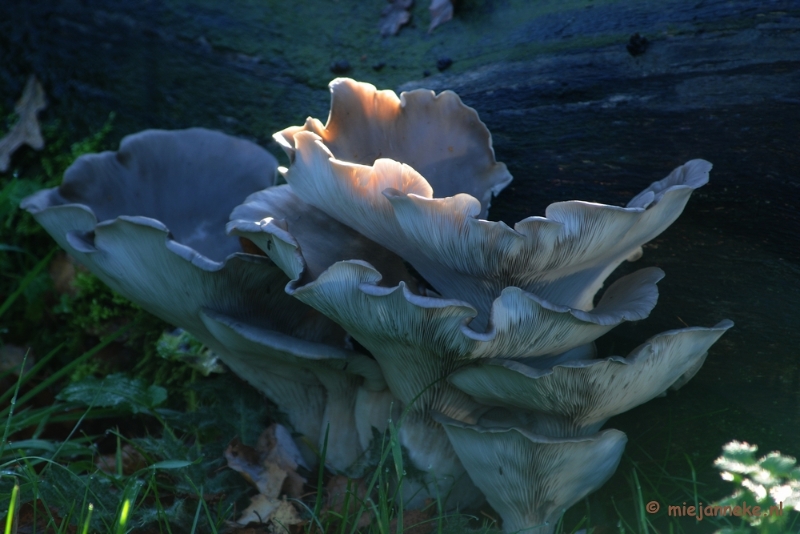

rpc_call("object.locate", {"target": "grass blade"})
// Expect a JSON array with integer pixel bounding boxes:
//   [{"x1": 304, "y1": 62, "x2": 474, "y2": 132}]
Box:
[
  {"x1": 80, "y1": 504, "x2": 94, "y2": 534},
  {"x1": 631, "y1": 468, "x2": 649, "y2": 534},
  {"x1": 0, "y1": 353, "x2": 28, "y2": 459},
  {"x1": 0, "y1": 248, "x2": 56, "y2": 318},
  {"x1": 312, "y1": 424, "x2": 330, "y2": 524},
  {"x1": 4, "y1": 481, "x2": 19, "y2": 534},
  {"x1": 0, "y1": 323, "x2": 132, "y2": 421},
  {"x1": 0, "y1": 343, "x2": 63, "y2": 408},
  {"x1": 116, "y1": 498, "x2": 131, "y2": 534},
  {"x1": 190, "y1": 486, "x2": 203, "y2": 534},
  {"x1": 387, "y1": 419, "x2": 403, "y2": 534}
]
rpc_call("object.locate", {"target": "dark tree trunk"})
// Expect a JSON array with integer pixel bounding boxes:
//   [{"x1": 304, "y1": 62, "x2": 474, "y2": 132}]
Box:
[{"x1": 2, "y1": 0, "x2": 799, "y2": 523}]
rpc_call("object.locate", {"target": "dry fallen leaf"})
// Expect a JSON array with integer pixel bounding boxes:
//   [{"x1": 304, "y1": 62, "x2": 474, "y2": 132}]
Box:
[
  {"x1": 95, "y1": 444, "x2": 147, "y2": 475},
  {"x1": 0, "y1": 75, "x2": 46, "y2": 172},
  {"x1": 49, "y1": 253, "x2": 80, "y2": 296},
  {"x1": 226, "y1": 424, "x2": 309, "y2": 527},
  {"x1": 380, "y1": 0, "x2": 413, "y2": 36},
  {"x1": 323, "y1": 475, "x2": 371, "y2": 530},
  {"x1": 258, "y1": 423, "x2": 307, "y2": 498},
  {"x1": 0, "y1": 344, "x2": 34, "y2": 375},
  {"x1": 259, "y1": 423, "x2": 307, "y2": 471},
  {"x1": 428, "y1": 0, "x2": 454, "y2": 32},
  {"x1": 236, "y1": 494, "x2": 303, "y2": 528},
  {"x1": 225, "y1": 437, "x2": 287, "y2": 499},
  {"x1": 390, "y1": 506, "x2": 435, "y2": 534},
  {"x1": 268, "y1": 498, "x2": 304, "y2": 529}
]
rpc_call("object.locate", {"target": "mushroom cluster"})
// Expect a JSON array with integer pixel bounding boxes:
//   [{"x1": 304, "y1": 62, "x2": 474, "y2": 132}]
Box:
[{"x1": 22, "y1": 78, "x2": 732, "y2": 533}]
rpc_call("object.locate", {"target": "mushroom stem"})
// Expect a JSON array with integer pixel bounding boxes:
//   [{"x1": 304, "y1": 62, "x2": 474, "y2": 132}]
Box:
[
  {"x1": 397, "y1": 411, "x2": 484, "y2": 510},
  {"x1": 188, "y1": 326, "x2": 327, "y2": 470},
  {"x1": 354, "y1": 388, "x2": 399, "y2": 452},
  {"x1": 313, "y1": 369, "x2": 364, "y2": 473}
]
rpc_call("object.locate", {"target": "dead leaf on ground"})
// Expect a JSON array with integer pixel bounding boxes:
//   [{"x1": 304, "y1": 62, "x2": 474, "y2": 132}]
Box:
[
  {"x1": 0, "y1": 75, "x2": 46, "y2": 172},
  {"x1": 226, "y1": 437, "x2": 285, "y2": 498},
  {"x1": 95, "y1": 443, "x2": 147, "y2": 475},
  {"x1": 236, "y1": 494, "x2": 303, "y2": 529},
  {"x1": 226, "y1": 424, "x2": 307, "y2": 500},
  {"x1": 226, "y1": 424, "x2": 309, "y2": 527},
  {"x1": 428, "y1": 0, "x2": 454, "y2": 32},
  {"x1": 13, "y1": 500, "x2": 79, "y2": 534},
  {"x1": 0, "y1": 344, "x2": 34, "y2": 375},
  {"x1": 322, "y1": 475, "x2": 372, "y2": 529},
  {"x1": 258, "y1": 423, "x2": 307, "y2": 497},
  {"x1": 224, "y1": 517, "x2": 306, "y2": 534},
  {"x1": 380, "y1": 0, "x2": 413, "y2": 36},
  {"x1": 390, "y1": 505, "x2": 435, "y2": 534},
  {"x1": 49, "y1": 252, "x2": 80, "y2": 296},
  {"x1": 223, "y1": 526, "x2": 270, "y2": 534},
  {"x1": 258, "y1": 423, "x2": 308, "y2": 472}
]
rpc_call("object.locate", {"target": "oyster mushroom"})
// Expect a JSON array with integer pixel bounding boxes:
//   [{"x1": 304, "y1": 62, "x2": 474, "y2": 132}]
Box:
[
  {"x1": 199, "y1": 308, "x2": 392, "y2": 473},
  {"x1": 274, "y1": 77, "x2": 512, "y2": 218},
  {"x1": 230, "y1": 79, "x2": 723, "y2": 509},
  {"x1": 436, "y1": 414, "x2": 627, "y2": 534},
  {"x1": 19, "y1": 128, "x2": 373, "y2": 467},
  {"x1": 276, "y1": 132, "x2": 712, "y2": 329},
  {"x1": 449, "y1": 320, "x2": 734, "y2": 437},
  {"x1": 226, "y1": 235, "x2": 663, "y2": 505}
]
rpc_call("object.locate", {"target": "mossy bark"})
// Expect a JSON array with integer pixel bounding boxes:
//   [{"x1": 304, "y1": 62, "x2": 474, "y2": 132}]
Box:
[{"x1": 2, "y1": 0, "x2": 800, "y2": 515}]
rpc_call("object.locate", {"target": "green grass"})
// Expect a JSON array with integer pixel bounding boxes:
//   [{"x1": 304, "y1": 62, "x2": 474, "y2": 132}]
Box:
[
  {"x1": 0, "y1": 313, "x2": 759, "y2": 534},
  {"x1": 0, "y1": 339, "x2": 499, "y2": 533},
  {"x1": 2, "y1": 92, "x2": 797, "y2": 534}
]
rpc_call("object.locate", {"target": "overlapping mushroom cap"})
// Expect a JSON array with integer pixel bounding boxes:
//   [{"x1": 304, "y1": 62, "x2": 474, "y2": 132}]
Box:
[
  {"x1": 436, "y1": 415, "x2": 628, "y2": 534},
  {"x1": 450, "y1": 320, "x2": 734, "y2": 437},
  {"x1": 267, "y1": 132, "x2": 711, "y2": 329},
  {"x1": 20, "y1": 128, "x2": 319, "y2": 350},
  {"x1": 21, "y1": 76, "x2": 734, "y2": 531},
  {"x1": 231, "y1": 79, "x2": 714, "y2": 419},
  {"x1": 274, "y1": 77, "x2": 512, "y2": 218},
  {"x1": 230, "y1": 78, "x2": 731, "y2": 520},
  {"x1": 20, "y1": 128, "x2": 390, "y2": 471}
]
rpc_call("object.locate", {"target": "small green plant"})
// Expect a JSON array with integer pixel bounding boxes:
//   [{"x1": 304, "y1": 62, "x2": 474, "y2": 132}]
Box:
[
  {"x1": 0, "y1": 109, "x2": 180, "y2": 393},
  {"x1": 0, "y1": 351, "x2": 263, "y2": 532},
  {"x1": 713, "y1": 441, "x2": 800, "y2": 534},
  {"x1": 0, "y1": 111, "x2": 120, "y2": 355},
  {"x1": 155, "y1": 328, "x2": 225, "y2": 377}
]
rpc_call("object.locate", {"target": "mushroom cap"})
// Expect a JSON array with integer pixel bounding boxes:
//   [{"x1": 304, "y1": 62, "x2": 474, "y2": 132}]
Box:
[
  {"x1": 20, "y1": 128, "x2": 344, "y2": 347},
  {"x1": 277, "y1": 129, "x2": 711, "y2": 329},
  {"x1": 436, "y1": 414, "x2": 627, "y2": 534},
  {"x1": 228, "y1": 184, "x2": 414, "y2": 288},
  {"x1": 274, "y1": 77, "x2": 512, "y2": 218},
  {"x1": 35, "y1": 128, "x2": 278, "y2": 262},
  {"x1": 19, "y1": 128, "x2": 369, "y2": 460},
  {"x1": 449, "y1": 320, "x2": 733, "y2": 437},
  {"x1": 268, "y1": 258, "x2": 663, "y2": 422}
]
